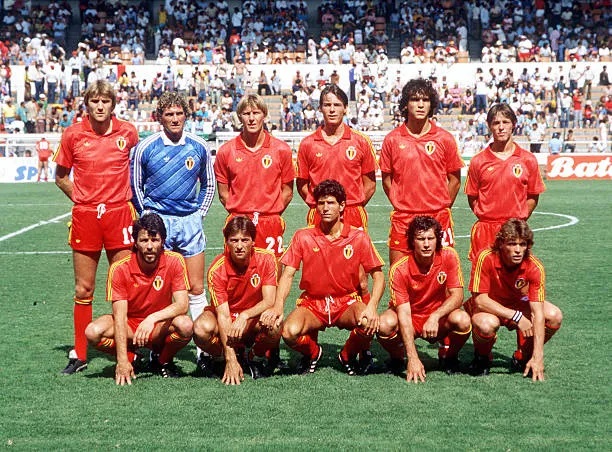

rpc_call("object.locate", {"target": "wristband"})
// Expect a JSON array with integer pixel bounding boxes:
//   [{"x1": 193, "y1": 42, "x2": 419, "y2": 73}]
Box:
[{"x1": 511, "y1": 310, "x2": 523, "y2": 323}]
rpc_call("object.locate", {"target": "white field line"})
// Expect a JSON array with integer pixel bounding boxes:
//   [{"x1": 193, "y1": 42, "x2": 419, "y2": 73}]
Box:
[{"x1": 0, "y1": 212, "x2": 72, "y2": 243}]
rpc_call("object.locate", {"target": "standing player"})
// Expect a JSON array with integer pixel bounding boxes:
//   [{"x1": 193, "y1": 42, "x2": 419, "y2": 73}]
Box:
[
  {"x1": 54, "y1": 80, "x2": 139, "y2": 375},
  {"x1": 214, "y1": 94, "x2": 294, "y2": 258},
  {"x1": 379, "y1": 78, "x2": 464, "y2": 265},
  {"x1": 85, "y1": 214, "x2": 193, "y2": 384},
  {"x1": 131, "y1": 91, "x2": 216, "y2": 370},
  {"x1": 466, "y1": 219, "x2": 562, "y2": 380},
  {"x1": 193, "y1": 217, "x2": 281, "y2": 385},
  {"x1": 296, "y1": 84, "x2": 377, "y2": 231},
  {"x1": 265, "y1": 180, "x2": 385, "y2": 375},
  {"x1": 36, "y1": 136, "x2": 53, "y2": 182},
  {"x1": 465, "y1": 103, "x2": 545, "y2": 263},
  {"x1": 377, "y1": 216, "x2": 471, "y2": 382}
]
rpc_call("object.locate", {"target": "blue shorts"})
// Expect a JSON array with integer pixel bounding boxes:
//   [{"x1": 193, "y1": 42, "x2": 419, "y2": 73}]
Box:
[{"x1": 158, "y1": 211, "x2": 206, "y2": 257}]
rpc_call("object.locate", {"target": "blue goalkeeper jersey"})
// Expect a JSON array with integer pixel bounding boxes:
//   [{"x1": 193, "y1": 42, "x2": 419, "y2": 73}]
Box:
[{"x1": 131, "y1": 130, "x2": 216, "y2": 217}]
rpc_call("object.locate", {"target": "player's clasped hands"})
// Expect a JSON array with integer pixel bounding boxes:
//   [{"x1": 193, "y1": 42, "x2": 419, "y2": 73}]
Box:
[
  {"x1": 421, "y1": 315, "x2": 439, "y2": 340},
  {"x1": 259, "y1": 306, "x2": 283, "y2": 330},
  {"x1": 360, "y1": 307, "x2": 380, "y2": 336},
  {"x1": 227, "y1": 313, "x2": 248, "y2": 344}
]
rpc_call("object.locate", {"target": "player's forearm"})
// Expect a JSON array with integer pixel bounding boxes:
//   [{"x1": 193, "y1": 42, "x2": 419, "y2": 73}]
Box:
[
  {"x1": 296, "y1": 178, "x2": 309, "y2": 203},
  {"x1": 217, "y1": 314, "x2": 239, "y2": 362},
  {"x1": 280, "y1": 184, "x2": 294, "y2": 212},
  {"x1": 113, "y1": 310, "x2": 130, "y2": 365},
  {"x1": 526, "y1": 195, "x2": 539, "y2": 218},
  {"x1": 531, "y1": 303, "x2": 545, "y2": 360},
  {"x1": 55, "y1": 174, "x2": 74, "y2": 201},
  {"x1": 397, "y1": 308, "x2": 418, "y2": 360},
  {"x1": 362, "y1": 173, "x2": 376, "y2": 205},
  {"x1": 147, "y1": 294, "x2": 189, "y2": 324},
  {"x1": 381, "y1": 173, "x2": 392, "y2": 199},
  {"x1": 447, "y1": 171, "x2": 461, "y2": 206},
  {"x1": 368, "y1": 270, "x2": 385, "y2": 310},
  {"x1": 473, "y1": 293, "x2": 515, "y2": 320},
  {"x1": 198, "y1": 170, "x2": 216, "y2": 215},
  {"x1": 433, "y1": 289, "x2": 463, "y2": 320}
]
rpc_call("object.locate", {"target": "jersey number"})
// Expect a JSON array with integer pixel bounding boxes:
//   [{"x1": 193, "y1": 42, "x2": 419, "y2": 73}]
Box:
[
  {"x1": 122, "y1": 226, "x2": 134, "y2": 245},
  {"x1": 265, "y1": 236, "x2": 283, "y2": 254},
  {"x1": 441, "y1": 228, "x2": 454, "y2": 247}
]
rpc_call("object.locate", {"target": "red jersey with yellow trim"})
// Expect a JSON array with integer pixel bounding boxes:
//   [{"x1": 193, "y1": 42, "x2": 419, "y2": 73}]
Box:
[
  {"x1": 214, "y1": 132, "x2": 294, "y2": 214},
  {"x1": 296, "y1": 125, "x2": 378, "y2": 207},
  {"x1": 389, "y1": 247, "x2": 463, "y2": 314},
  {"x1": 469, "y1": 249, "x2": 546, "y2": 306},
  {"x1": 208, "y1": 247, "x2": 277, "y2": 313},
  {"x1": 53, "y1": 116, "x2": 139, "y2": 205},
  {"x1": 281, "y1": 222, "x2": 384, "y2": 297},
  {"x1": 379, "y1": 121, "x2": 464, "y2": 212},
  {"x1": 106, "y1": 251, "x2": 190, "y2": 319},
  {"x1": 464, "y1": 144, "x2": 545, "y2": 221}
]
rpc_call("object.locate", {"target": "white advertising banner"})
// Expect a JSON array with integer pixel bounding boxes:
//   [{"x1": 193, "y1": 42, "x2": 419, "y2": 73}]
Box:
[{"x1": 0, "y1": 158, "x2": 57, "y2": 183}]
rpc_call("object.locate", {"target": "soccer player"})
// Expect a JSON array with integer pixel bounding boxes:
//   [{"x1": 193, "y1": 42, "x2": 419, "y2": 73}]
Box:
[
  {"x1": 379, "y1": 78, "x2": 464, "y2": 265},
  {"x1": 193, "y1": 217, "x2": 281, "y2": 385},
  {"x1": 85, "y1": 214, "x2": 193, "y2": 384},
  {"x1": 35, "y1": 137, "x2": 52, "y2": 182},
  {"x1": 465, "y1": 103, "x2": 545, "y2": 263},
  {"x1": 54, "y1": 80, "x2": 139, "y2": 375},
  {"x1": 377, "y1": 216, "x2": 471, "y2": 382},
  {"x1": 131, "y1": 91, "x2": 216, "y2": 371},
  {"x1": 266, "y1": 180, "x2": 385, "y2": 375},
  {"x1": 466, "y1": 219, "x2": 562, "y2": 380},
  {"x1": 214, "y1": 94, "x2": 294, "y2": 258},
  {"x1": 296, "y1": 84, "x2": 377, "y2": 231}
]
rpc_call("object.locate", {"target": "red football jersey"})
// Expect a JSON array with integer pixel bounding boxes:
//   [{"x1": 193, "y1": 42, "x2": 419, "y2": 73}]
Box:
[
  {"x1": 106, "y1": 251, "x2": 190, "y2": 319},
  {"x1": 464, "y1": 144, "x2": 546, "y2": 221},
  {"x1": 214, "y1": 132, "x2": 295, "y2": 214},
  {"x1": 296, "y1": 125, "x2": 378, "y2": 207},
  {"x1": 207, "y1": 248, "x2": 278, "y2": 313},
  {"x1": 379, "y1": 121, "x2": 464, "y2": 212},
  {"x1": 53, "y1": 116, "x2": 139, "y2": 205},
  {"x1": 281, "y1": 222, "x2": 384, "y2": 297},
  {"x1": 469, "y1": 249, "x2": 546, "y2": 307},
  {"x1": 389, "y1": 247, "x2": 464, "y2": 315}
]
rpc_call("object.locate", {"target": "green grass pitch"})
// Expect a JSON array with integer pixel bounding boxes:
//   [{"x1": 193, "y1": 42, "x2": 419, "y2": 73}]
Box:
[{"x1": 0, "y1": 180, "x2": 609, "y2": 450}]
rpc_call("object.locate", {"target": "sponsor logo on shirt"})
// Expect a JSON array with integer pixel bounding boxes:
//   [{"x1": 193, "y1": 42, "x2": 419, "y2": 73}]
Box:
[
  {"x1": 512, "y1": 163, "x2": 523, "y2": 178},
  {"x1": 437, "y1": 271, "x2": 447, "y2": 284},
  {"x1": 313, "y1": 247, "x2": 320, "y2": 252},
  {"x1": 425, "y1": 141, "x2": 435, "y2": 155},
  {"x1": 262, "y1": 154, "x2": 272, "y2": 169},
  {"x1": 346, "y1": 146, "x2": 356, "y2": 160},
  {"x1": 514, "y1": 277, "x2": 526, "y2": 290},
  {"x1": 316, "y1": 152, "x2": 323, "y2": 157},
  {"x1": 343, "y1": 244, "x2": 354, "y2": 259},
  {"x1": 235, "y1": 157, "x2": 243, "y2": 162},
  {"x1": 250, "y1": 273, "x2": 261, "y2": 288},
  {"x1": 185, "y1": 156, "x2": 195, "y2": 170},
  {"x1": 153, "y1": 275, "x2": 164, "y2": 291}
]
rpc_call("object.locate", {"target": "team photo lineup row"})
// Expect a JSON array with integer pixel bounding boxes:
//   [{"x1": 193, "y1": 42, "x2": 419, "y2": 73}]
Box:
[{"x1": 52, "y1": 78, "x2": 562, "y2": 385}]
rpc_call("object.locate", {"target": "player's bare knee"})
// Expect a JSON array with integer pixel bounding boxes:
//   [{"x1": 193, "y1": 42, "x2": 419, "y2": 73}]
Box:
[
  {"x1": 193, "y1": 315, "x2": 215, "y2": 340},
  {"x1": 84, "y1": 322, "x2": 102, "y2": 344},
  {"x1": 544, "y1": 302, "x2": 563, "y2": 328},
  {"x1": 281, "y1": 320, "x2": 301, "y2": 343},
  {"x1": 450, "y1": 309, "x2": 471, "y2": 331},
  {"x1": 189, "y1": 285, "x2": 204, "y2": 297},
  {"x1": 378, "y1": 311, "x2": 398, "y2": 336},
  {"x1": 173, "y1": 315, "x2": 193, "y2": 337},
  {"x1": 472, "y1": 312, "x2": 499, "y2": 336},
  {"x1": 74, "y1": 284, "x2": 94, "y2": 300}
]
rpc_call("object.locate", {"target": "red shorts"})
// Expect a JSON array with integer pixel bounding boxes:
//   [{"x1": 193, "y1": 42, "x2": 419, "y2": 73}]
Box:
[
  {"x1": 296, "y1": 292, "x2": 361, "y2": 327},
  {"x1": 227, "y1": 213, "x2": 286, "y2": 257},
  {"x1": 127, "y1": 317, "x2": 155, "y2": 343},
  {"x1": 388, "y1": 208, "x2": 454, "y2": 251},
  {"x1": 307, "y1": 205, "x2": 368, "y2": 230},
  {"x1": 69, "y1": 202, "x2": 137, "y2": 252},
  {"x1": 464, "y1": 296, "x2": 532, "y2": 330},
  {"x1": 411, "y1": 313, "x2": 449, "y2": 341},
  {"x1": 38, "y1": 156, "x2": 50, "y2": 163},
  {"x1": 468, "y1": 220, "x2": 505, "y2": 262}
]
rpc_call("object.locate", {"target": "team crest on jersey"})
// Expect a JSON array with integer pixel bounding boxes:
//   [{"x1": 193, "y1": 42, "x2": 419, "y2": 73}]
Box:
[
  {"x1": 185, "y1": 156, "x2": 195, "y2": 170},
  {"x1": 425, "y1": 141, "x2": 436, "y2": 155},
  {"x1": 250, "y1": 273, "x2": 261, "y2": 288},
  {"x1": 116, "y1": 136, "x2": 127, "y2": 151},
  {"x1": 262, "y1": 154, "x2": 273, "y2": 169},
  {"x1": 515, "y1": 278, "x2": 526, "y2": 290},
  {"x1": 343, "y1": 244, "x2": 354, "y2": 259},
  {"x1": 437, "y1": 271, "x2": 447, "y2": 285},
  {"x1": 345, "y1": 146, "x2": 356, "y2": 160},
  {"x1": 153, "y1": 276, "x2": 164, "y2": 291},
  {"x1": 512, "y1": 164, "x2": 523, "y2": 178}
]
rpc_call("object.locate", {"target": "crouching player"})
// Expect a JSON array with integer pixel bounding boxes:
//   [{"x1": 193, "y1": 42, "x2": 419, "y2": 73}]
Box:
[
  {"x1": 193, "y1": 217, "x2": 281, "y2": 385},
  {"x1": 377, "y1": 216, "x2": 471, "y2": 382},
  {"x1": 85, "y1": 214, "x2": 193, "y2": 384},
  {"x1": 466, "y1": 219, "x2": 563, "y2": 380},
  {"x1": 264, "y1": 179, "x2": 385, "y2": 375}
]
